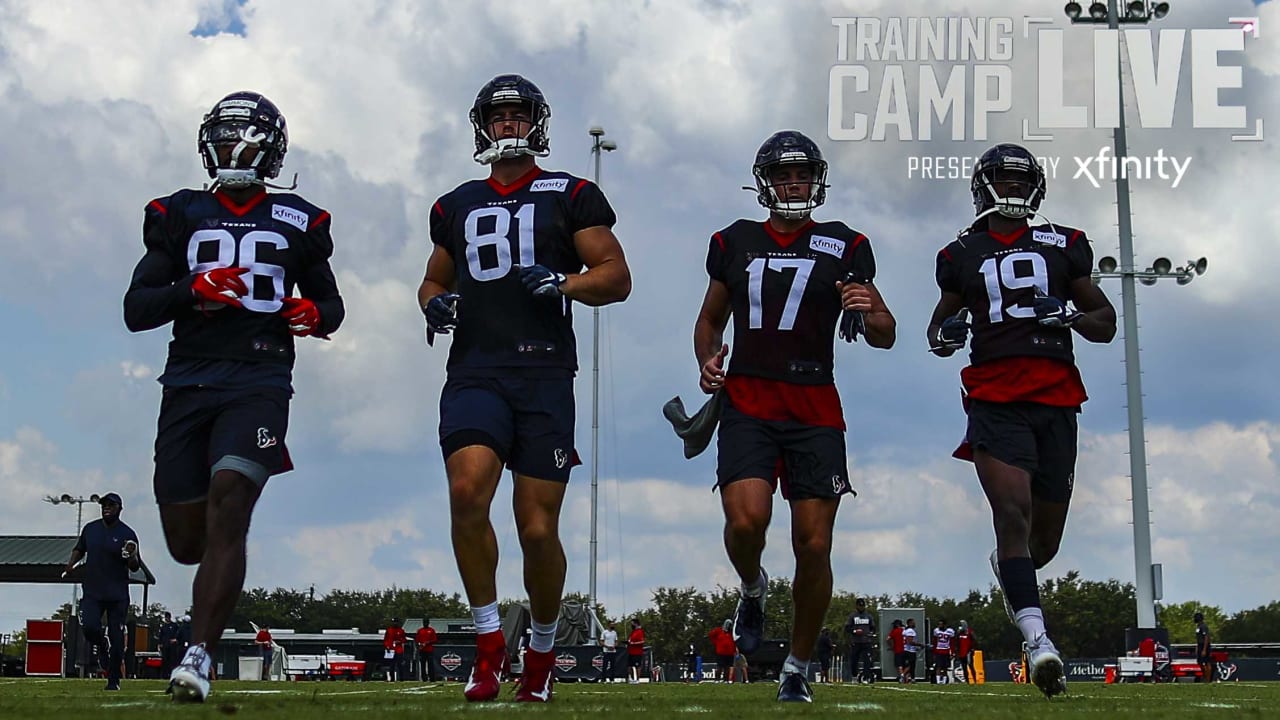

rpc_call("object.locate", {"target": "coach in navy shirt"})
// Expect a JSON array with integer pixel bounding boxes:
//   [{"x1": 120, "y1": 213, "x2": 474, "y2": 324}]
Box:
[{"x1": 63, "y1": 492, "x2": 140, "y2": 690}]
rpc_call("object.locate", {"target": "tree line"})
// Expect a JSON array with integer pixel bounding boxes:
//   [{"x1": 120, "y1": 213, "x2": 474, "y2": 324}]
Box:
[{"x1": 8, "y1": 572, "x2": 1279, "y2": 663}]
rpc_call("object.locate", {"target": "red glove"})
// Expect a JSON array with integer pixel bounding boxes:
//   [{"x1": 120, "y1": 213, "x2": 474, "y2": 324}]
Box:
[
  {"x1": 280, "y1": 297, "x2": 322, "y2": 337},
  {"x1": 192, "y1": 267, "x2": 249, "y2": 309}
]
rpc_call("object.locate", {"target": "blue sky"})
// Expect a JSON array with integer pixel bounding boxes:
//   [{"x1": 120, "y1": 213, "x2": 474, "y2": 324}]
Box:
[{"x1": 1, "y1": 0, "x2": 1278, "y2": 636}]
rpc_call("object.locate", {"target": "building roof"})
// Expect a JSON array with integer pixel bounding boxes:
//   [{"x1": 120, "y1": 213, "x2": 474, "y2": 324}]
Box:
[{"x1": 0, "y1": 535, "x2": 156, "y2": 585}]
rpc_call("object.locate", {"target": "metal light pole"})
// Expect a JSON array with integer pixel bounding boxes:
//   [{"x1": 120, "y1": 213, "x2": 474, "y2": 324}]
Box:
[
  {"x1": 1065, "y1": 0, "x2": 1171, "y2": 629},
  {"x1": 587, "y1": 127, "x2": 617, "y2": 641}
]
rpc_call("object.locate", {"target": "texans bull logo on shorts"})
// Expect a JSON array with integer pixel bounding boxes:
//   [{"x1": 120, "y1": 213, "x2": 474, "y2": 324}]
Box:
[{"x1": 257, "y1": 427, "x2": 277, "y2": 449}]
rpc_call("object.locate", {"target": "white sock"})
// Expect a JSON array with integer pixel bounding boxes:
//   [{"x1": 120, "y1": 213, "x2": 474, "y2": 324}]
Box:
[
  {"x1": 782, "y1": 655, "x2": 808, "y2": 676},
  {"x1": 471, "y1": 601, "x2": 501, "y2": 635},
  {"x1": 741, "y1": 569, "x2": 767, "y2": 598},
  {"x1": 529, "y1": 620, "x2": 557, "y2": 653},
  {"x1": 1014, "y1": 607, "x2": 1048, "y2": 645}
]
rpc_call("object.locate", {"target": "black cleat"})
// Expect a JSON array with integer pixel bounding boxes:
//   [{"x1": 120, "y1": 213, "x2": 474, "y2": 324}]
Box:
[
  {"x1": 104, "y1": 680, "x2": 120, "y2": 691},
  {"x1": 777, "y1": 671, "x2": 813, "y2": 703}
]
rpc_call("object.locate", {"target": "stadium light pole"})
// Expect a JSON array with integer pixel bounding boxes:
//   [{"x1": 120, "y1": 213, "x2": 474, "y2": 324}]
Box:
[
  {"x1": 1066, "y1": 0, "x2": 1171, "y2": 629},
  {"x1": 587, "y1": 127, "x2": 617, "y2": 642}
]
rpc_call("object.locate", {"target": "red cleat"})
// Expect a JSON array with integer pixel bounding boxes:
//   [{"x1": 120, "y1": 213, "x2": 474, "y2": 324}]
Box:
[
  {"x1": 464, "y1": 631, "x2": 506, "y2": 702},
  {"x1": 514, "y1": 648, "x2": 554, "y2": 702}
]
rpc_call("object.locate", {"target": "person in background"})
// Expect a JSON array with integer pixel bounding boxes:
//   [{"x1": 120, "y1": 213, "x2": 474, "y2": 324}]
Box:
[
  {"x1": 627, "y1": 618, "x2": 645, "y2": 684},
  {"x1": 845, "y1": 598, "x2": 877, "y2": 683},
  {"x1": 815, "y1": 627, "x2": 834, "y2": 684},
  {"x1": 62, "y1": 492, "x2": 140, "y2": 691},
  {"x1": 1194, "y1": 612, "x2": 1214, "y2": 683},
  {"x1": 887, "y1": 619, "x2": 907, "y2": 683},
  {"x1": 902, "y1": 618, "x2": 920, "y2": 683},
  {"x1": 416, "y1": 618, "x2": 439, "y2": 682},
  {"x1": 599, "y1": 622, "x2": 618, "y2": 682},
  {"x1": 708, "y1": 619, "x2": 737, "y2": 683},
  {"x1": 955, "y1": 620, "x2": 977, "y2": 684},
  {"x1": 157, "y1": 612, "x2": 180, "y2": 677},
  {"x1": 383, "y1": 618, "x2": 407, "y2": 682},
  {"x1": 254, "y1": 626, "x2": 273, "y2": 680}
]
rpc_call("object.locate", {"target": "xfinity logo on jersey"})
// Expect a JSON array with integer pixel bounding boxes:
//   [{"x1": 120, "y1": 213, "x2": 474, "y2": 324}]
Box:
[
  {"x1": 271, "y1": 204, "x2": 309, "y2": 231},
  {"x1": 530, "y1": 178, "x2": 569, "y2": 193},
  {"x1": 809, "y1": 235, "x2": 847, "y2": 259},
  {"x1": 1032, "y1": 230, "x2": 1066, "y2": 248}
]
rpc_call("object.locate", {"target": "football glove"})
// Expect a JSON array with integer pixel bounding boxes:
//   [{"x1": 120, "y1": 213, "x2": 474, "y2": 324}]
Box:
[
  {"x1": 838, "y1": 309, "x2": 865, "y2": 343},
  {"x1": 838, "y1": 273, "x2": 870, "y2": 343},
  {"x1": 518, "y1": 264, "x2": 567, "y2": 298},
  {"x1": 192, "y1": 267, "x2": 249, "y2": 309},
  {"x1": 280, "y1": 297, "x2": 322, "y2": 337},
  {"x1": 423, "y1": 293, "x2": 460, "y2": 346},
  {"x1": 1033, "y1": 287, "x2": 1081, "y2": 328},
  {"x1": 933, "y1": 309, "x2": 971, "y2": 352}
]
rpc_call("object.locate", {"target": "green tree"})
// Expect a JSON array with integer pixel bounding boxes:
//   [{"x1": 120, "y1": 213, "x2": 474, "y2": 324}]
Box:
[
  {"x1": 1039, "y1": 571, "x2": 1135, "y2": 657},
  {"x1": 1220, "y1": 601, "x2": 1280, "y2": 644},
  {"x1": 1157, "y1": 601, "x2": 1225, "y2": 644}
]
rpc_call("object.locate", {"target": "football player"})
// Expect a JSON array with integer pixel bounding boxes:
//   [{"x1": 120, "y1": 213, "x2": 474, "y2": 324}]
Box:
[
  {"x1": 123, "y1": 91, "x2": 344, "y2": 703},
  {"x1": 927, "y1": 143, "x2": 1116, "y2": 698},
  {"x1": 693, "y1": 130, "x2": 895, "y2": 702},
  {"x1": 416, "y1": 74, "x2": 631, "y2": 703}
]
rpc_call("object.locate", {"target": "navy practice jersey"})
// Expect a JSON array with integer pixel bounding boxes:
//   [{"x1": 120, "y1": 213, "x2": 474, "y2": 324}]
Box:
[
  {"x1": 123, "y1": 188, "x2": 344, "y2": 370},
  {"x1": 707, "y1": 219, "x2": 875, "y2": 385},
  {"x1": 935, "y1": 223, "x2": 1092, "y2": 366},
  {"x1": 74, "y1": 519, "x2": 139, "y2": 602},
  {"x1": 430, "y1": 167, "x2": 616, "y2": 376}
]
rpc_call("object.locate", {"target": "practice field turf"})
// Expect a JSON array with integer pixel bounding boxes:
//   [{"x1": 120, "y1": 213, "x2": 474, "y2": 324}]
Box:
[{"x1": 0, "y1": 678, "x2": 1274, "y2": 718}]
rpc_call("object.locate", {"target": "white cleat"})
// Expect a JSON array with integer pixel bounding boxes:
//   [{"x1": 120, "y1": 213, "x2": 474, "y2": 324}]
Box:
[
  {"x1": 169, "y1": 644, "x2": 212, "y2": 703},
  {"x1": 1027, "y1": 634, "x2": 1067, "y2": 699}
]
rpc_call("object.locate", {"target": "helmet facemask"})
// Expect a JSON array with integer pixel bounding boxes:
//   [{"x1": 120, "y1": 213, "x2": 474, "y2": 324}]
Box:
[
  {"x1": 204, "y1": 122, "x2": 274, "y2": 188},
  {"x1": 976, "y1": 164, "x2": 1042, "y2": 220},
  {"x1": 471, "y1": 96, "x2": 551, "y2": 165},
  {"x1": 198, "y1": 93, "x2": 290, "y2": 191},
  {"x1": 753, "y1": 157, "x2": 828, "y2": 220}
]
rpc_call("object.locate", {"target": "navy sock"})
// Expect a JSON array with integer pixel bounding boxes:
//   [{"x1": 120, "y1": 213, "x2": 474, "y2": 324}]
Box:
[{"x1": 998, "y1": 556, "x2": 1041, "y2": 612}]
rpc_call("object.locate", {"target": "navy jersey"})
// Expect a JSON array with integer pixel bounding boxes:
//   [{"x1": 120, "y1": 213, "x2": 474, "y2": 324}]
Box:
[
  {"x1": 935, "y1": 223, "x2": 1092, "y2": 366},
  {"x1": 707, "y1": 220, "x2": 875, "y2": 385},
  {"x1": 430, "y1": 167, "x2": 616, "y2": 376},
  {"x1": 74, "y1": 519, "x2": 139, "y2": 602},
  {"x1": 123, "y1": 189, "x2": 344, "y2": 372}
]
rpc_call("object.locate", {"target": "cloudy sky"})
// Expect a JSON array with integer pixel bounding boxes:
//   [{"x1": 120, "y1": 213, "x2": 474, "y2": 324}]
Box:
[{"x1": 2, "y1": 0, "x2": 1277, "y2": 636}]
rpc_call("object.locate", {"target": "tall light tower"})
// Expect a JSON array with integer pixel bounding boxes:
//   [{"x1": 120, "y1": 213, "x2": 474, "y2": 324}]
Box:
[
  {"x1": 587, "y1": 126, "x2": 617, "y2": 641},
  {"x1": 1063, "y1": 0, "x2": 1172, "y2": 628}
]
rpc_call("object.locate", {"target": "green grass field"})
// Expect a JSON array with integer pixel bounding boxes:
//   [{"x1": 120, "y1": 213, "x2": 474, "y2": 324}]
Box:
[{"x1": 0, "y1": 678, "x2": 1273, "y2": 719}]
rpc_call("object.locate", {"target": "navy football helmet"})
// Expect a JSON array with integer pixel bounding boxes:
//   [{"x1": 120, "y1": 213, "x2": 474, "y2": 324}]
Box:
[
  {"x1": 470, "y1": 74, "x2": 551, "y2": 165},
  {"x1": 971, "y1": 143, "x2": 1045, "y2": 220},
  {"x1": 751, "y1": 131, "x2": 829, "y2": 219},
  {"x1": 198, "y1": 91, "x2": 289, "y2": 189}
]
